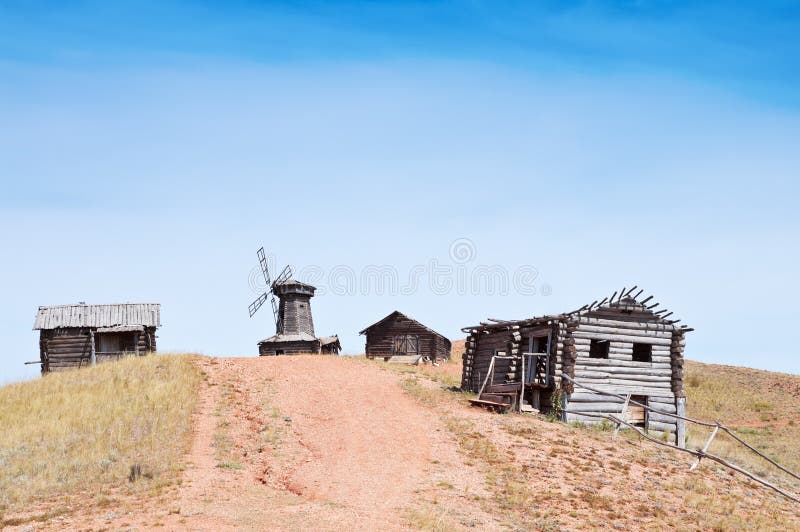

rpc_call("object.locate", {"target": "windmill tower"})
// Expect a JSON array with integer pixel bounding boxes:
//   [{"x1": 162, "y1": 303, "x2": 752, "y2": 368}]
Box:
[{"x1": 248, "y1": 247, "x2": 341, "y2": 356}]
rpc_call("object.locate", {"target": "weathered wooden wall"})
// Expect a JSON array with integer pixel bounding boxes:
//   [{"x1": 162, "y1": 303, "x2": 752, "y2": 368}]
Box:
[
  {"x1": 462, "y1": 330, "x2": 513, "y2": 392},
  {"x1": 279, "y1": 293, "x2": 315, "y2": 336},
  {"x1": 564, "y1": 311, "x2": 680, "y2": 441},
  {"x1": 364, "y1": 314, "x2": 450, "y2": 361},
  {"x1": 259, "y1": 339, "x2": 321, "y2": 356},
  {"x1": 39, "y1": 327, "x2": 156, "y2": 373}
]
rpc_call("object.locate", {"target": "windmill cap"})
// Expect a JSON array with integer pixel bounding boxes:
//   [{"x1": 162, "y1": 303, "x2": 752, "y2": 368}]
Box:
[{"x1": 273, "y1": 278, "x2": 316, "y2": 295}]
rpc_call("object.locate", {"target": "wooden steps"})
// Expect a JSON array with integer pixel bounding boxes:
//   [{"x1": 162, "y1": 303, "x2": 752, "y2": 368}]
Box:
[
  {"x1": 469, "y1": 398, "x2": 511, "y2": 412},
  {"x1": 485, "y1": 383, "x2": 522, "y2": 393},
  {"x1": 479, "y1": 393, "x2": 514, "y2": 404},
  {"x1": 471, "y1": 383, "x2": 520, "y2": 413}
]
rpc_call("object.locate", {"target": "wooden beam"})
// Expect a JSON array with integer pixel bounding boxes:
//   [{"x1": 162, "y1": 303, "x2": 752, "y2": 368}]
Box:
[
  {"x1": 690, "y1": 425, "x2": 719, "y2": 471},
  {"x1": 612, "y1": 393, "x2": 631, "y2": 440},
  {"x1": 90, "y1": 330, "x2": 96, "y2": 366}
]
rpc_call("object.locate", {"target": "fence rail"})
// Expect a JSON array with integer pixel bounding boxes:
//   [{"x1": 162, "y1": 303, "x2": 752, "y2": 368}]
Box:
[{"x1": 561, "y1": 374, "x2": 800, "y2": 504}]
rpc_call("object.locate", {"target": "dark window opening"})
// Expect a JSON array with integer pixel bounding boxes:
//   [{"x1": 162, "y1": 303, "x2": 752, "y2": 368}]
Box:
[
  {"x1": 589, "y1": 339, "x2": 609, "y2": 359},
  {"x1": 276, "y1": 349, "x2": 284, "y2": 355},
  {"x1": 632, "y1": 343, "x2": 653, "y2": 362},
  {"x1": 534, "y1": 336, "x2": 549, "y2": 353}
]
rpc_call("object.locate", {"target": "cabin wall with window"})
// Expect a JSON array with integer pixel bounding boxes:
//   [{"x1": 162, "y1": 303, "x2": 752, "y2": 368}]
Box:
[
  {"x1": 563, "y1": 311, "x2": 681, "y2": 444},
  {"x1": 363, "y1": 314, "x2": 450, "y2": 362}
]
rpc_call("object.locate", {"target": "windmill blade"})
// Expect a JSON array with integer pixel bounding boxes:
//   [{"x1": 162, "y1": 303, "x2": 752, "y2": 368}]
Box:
[
  {"x1": 257, "y1": 247, "x2": 273, "y2": 287},
  {"x1": 248, "y1": 292, "x2": 269, "y2": 317},
  {"x1": 274, "y1": 264, "x2": 292, "y2": 285}
]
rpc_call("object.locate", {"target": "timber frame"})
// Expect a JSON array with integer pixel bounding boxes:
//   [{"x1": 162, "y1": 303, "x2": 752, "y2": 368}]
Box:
[{"x1": 461, "y1": 286, "x2": 692, "y2": 447}]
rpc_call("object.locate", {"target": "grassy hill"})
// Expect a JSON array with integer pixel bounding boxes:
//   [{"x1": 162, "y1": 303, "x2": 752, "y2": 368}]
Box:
[
  {"x1": 0, "y1": 355, "x2": 200, "y2": 526},
  {"x1": 684, "y1": 360, "x2": 800, "y2": 480},
  {"x1": 0, "y1": 350, "x2": 798, "y2": 529}
]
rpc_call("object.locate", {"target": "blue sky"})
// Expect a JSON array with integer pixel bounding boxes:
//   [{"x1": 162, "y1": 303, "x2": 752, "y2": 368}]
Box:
[{"x1": 1, "y1": 1, "x2": 799, "y2": 383}]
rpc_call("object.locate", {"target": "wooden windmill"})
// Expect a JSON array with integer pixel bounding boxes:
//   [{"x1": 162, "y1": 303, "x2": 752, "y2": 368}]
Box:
[{"x1": 248, "y1": 246, "x2": 341, "y2": 356}]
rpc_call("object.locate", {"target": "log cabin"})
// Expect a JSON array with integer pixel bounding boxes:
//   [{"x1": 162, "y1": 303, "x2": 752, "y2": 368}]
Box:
[
  {"x1": 461, "y1": 288, "x2": 691, "y2": 447},
  {"x1": 32, "y1": 302, "x2": 161, "y2": 373},
  {"x1": 360, "y1": 311, "x2": 451, "y2": 364}
]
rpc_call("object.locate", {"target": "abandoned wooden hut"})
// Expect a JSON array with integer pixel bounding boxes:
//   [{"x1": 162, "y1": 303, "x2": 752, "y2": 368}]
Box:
[
  {"x1": 32, "y1": 302, "x2": 161, "y2": 373},
  {"x1": 360, "y1": 311, "x2": 451, "y2": 363},
  {"x1": 461, "y1": 288, "x2": 691, "y2": 447}
]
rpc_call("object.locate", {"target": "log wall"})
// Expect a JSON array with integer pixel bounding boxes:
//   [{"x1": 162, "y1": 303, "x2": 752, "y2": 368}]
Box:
[
  {"x1": 564, "y1": 312, "x2": 680, "y2": 441},
  {"x1": 39, "y1": 327, "x2": 157, "y2": 373},
  {"x1": 259, "y1": 339, "x2": 321, "y2": 356},
  {"x1": 462, "y1": 329, "x2": 514, "y2": 393}
]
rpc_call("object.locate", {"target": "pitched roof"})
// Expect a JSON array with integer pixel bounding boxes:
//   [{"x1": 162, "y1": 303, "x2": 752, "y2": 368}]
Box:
[
  {"x1": 258, "y1": 332, "x2": 318, "y2": 344},
  {"x1": 33, "y1": 303, "x2": 161, "y2": 330},
  {"x1": 359, "y1": 310, "x2": 451, "y2": 345},
  {"x1": 319, "y1": 335, "x2": 340, "y2": 347},
  {"x1": 461, "y1": 286, "x2": 693, "y2": 333}
]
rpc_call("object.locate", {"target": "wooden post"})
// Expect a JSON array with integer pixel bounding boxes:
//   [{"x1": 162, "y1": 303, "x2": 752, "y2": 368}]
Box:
[
  {"x1": 690, "y1": 424, "x2": 719, "y2": 471},
  {"x1": 134, "y1": 333, "x2": 140, "y2": 356},
  {"x1": 477, "y1": 358, "x2": 496, "y2": 399},
  {"x1": 676, "y1": 397, "x2": 687, "y2": 449},
  {"x1": 519, "y1": 354, "x2": 525, "y2": 412},
  {"x1": 613, "y1": 393, "x2": 632, "y2": 440},
  {"x1": 89, "y1": 330, "x2": 96, "y2": 366}
]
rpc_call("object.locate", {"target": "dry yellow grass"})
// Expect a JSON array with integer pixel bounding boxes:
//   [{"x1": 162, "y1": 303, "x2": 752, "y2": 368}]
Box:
[
  {"x1": 0, "y1": 354, "x2": 201, "y2": 520},
  {"x1": 684, "y1": 360, "x2": 800, "y2": 486},
  {"x1": 392, "y1": 358, "x2": 800, "y2": 530}
]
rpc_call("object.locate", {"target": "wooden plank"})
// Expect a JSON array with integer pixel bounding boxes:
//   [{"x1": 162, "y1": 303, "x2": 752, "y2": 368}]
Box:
[
  {"x1": 469, "y1": 399, "x2": 511, "y2": 410},
  {"x1": 576, "y1": 324, "x2": 673, "y2": 339},
  {"x1": 577, "y1": 317, "x2": 675, "y2": 331}
]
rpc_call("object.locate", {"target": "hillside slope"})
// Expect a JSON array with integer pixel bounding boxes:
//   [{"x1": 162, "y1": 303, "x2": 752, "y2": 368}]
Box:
[
  {"x1": 0, "y1": 355, "x2": 200, "y2": 527},
  {"x1": 2, "y1": 353, "x2": 799, "y2": 530}
]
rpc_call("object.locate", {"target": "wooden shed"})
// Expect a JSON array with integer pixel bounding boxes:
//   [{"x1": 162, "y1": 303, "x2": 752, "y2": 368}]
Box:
[
  {"x1": 360, "y1": 311, "x2": 451, "y2": 364},
  {"x1": 32, "y1": 303, "x2": 160, "y2": 373},
  {"x1": 461, "y1": 288, "x2": 691, "y2": 447}
]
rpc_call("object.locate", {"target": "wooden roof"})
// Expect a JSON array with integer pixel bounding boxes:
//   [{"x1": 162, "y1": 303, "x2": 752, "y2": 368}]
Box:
[
  {"x1": 359, "y1": 310, "x2": 451, "y2": 344},
  {"x1": 33, "y1": 303, "x2": 161, "y2": 330},
  {"x1": 462, "y1": 286, "x2": 693, "y2": 333},
  {"x1": 259, "y1": 332, "x2": 317, "y2": 343}
]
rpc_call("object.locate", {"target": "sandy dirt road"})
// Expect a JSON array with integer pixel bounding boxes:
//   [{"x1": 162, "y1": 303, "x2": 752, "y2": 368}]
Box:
[{"x1": 50, "y1": 355, "x2": 490, "y2": 531}]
